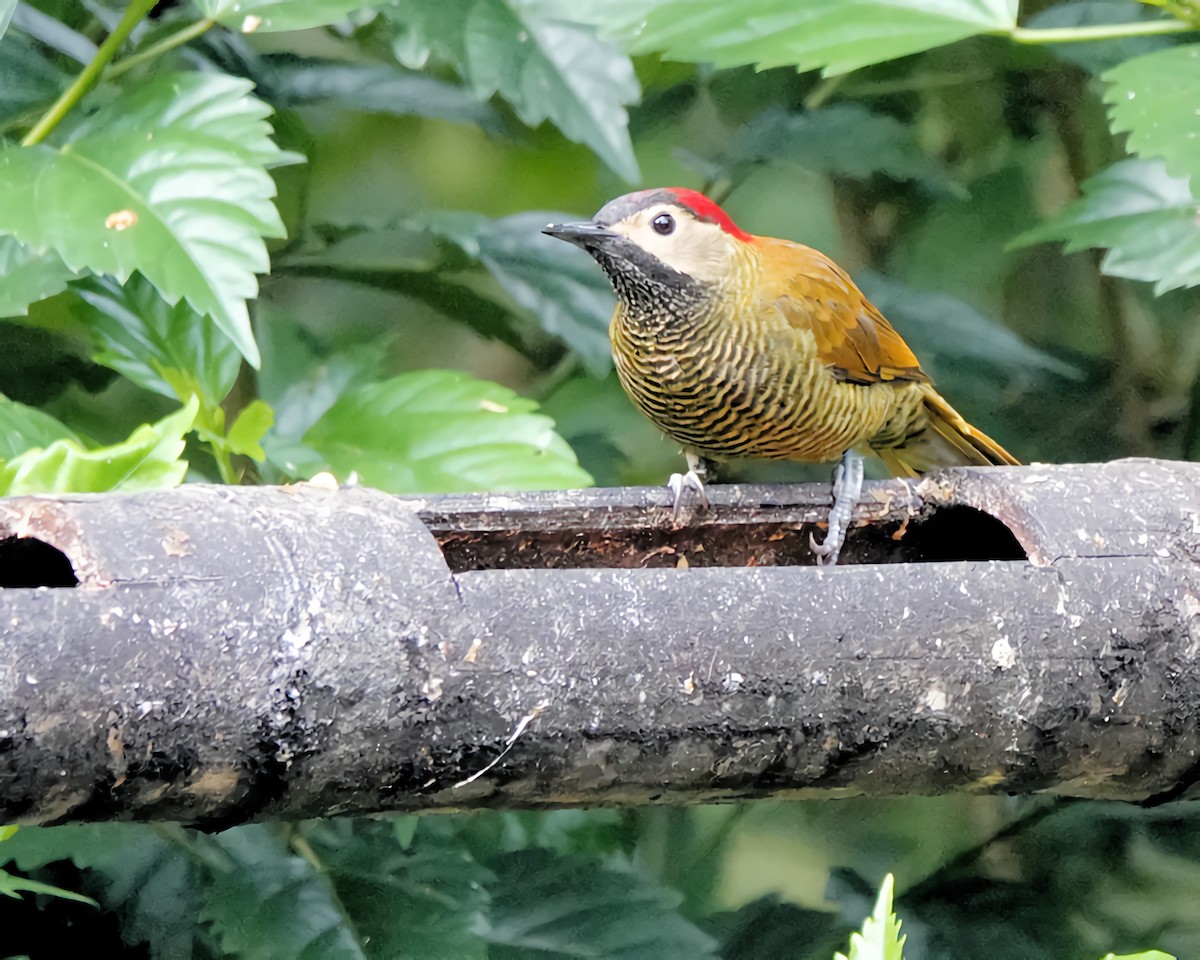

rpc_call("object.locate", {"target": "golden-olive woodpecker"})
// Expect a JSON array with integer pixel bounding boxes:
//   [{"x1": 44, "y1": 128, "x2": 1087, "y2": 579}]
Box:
[{"x1": 543, "y1": 187, "x2": 1017, "y2": 564}]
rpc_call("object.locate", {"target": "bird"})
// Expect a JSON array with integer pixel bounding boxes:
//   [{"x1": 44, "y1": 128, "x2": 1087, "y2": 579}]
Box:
[{"x1": 542, "y1": 187, "x2": 1018, "y2": 565}]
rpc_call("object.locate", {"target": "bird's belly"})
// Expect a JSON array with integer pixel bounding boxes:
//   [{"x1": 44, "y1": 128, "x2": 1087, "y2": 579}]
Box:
[{"x1": 613, "y1": 332, "x2": 902, "y2": 464}]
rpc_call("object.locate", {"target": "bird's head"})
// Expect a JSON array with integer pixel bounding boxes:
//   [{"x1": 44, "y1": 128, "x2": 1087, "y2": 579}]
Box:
[{"x1": 543, "y1": 188, "x2": 752, "y2": 308}]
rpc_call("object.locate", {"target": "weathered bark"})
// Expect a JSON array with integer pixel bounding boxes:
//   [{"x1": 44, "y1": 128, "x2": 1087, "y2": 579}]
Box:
[{"x1": 0, "y1": 458, "x2": 1198, "y2": 826}]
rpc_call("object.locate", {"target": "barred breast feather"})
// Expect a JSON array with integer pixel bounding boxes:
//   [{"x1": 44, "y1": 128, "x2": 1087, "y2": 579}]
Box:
[{"x1": 609, "y1": 237, "x2": 1017, "y2": 472}]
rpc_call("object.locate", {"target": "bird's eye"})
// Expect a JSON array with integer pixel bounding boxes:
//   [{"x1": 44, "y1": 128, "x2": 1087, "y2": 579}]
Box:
[{"x1": 651, "y1": 213, "x2": 676, "y2": 236}]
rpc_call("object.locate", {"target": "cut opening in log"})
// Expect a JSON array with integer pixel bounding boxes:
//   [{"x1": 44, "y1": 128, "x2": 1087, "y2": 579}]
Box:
[
  {"x1": 432, "y1": 503, "x2": 1027, "y2": 570},
  {"x1": 0, "y1": 537, "x2": 78, "y2": 588},
  {"x1": 421, "y1": 474, "x2": 1032, "y2": 570}
]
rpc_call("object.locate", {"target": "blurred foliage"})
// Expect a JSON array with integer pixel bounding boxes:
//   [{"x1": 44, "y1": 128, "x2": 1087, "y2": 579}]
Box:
[{"x1": 2, "y1": 0, "x2": 1200, "y2": 956}]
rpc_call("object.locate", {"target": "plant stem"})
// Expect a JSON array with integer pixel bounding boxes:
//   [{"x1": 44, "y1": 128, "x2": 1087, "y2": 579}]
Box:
[
  {"x1": 21, "y1": 0, "x2": 158, "y2": 146},
  {"x1": 1008, "y1": 18, "x2": 1193, "y2": 45},
  {"x1": 106, "y1": 17, "x2": 216, "y2": 81},
  {"x1": 803, "y1": 72, "x2": 847, "y2": 111}
]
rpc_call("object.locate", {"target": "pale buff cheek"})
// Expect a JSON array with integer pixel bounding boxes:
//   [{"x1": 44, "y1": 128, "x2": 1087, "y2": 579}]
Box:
[{"x1": 609, "y1": 219, "x2": 733, "y2": 285}]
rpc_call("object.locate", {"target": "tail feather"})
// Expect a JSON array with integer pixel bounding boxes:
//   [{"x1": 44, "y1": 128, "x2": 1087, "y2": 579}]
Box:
[{"x1": 881, "y1": 385, "x2": 1019, "y2": 476}]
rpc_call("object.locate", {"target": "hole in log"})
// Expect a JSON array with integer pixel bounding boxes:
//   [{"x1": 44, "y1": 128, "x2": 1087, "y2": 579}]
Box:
[
  {"x1": 900, "y1": 505, "x2": 1026, "y2": 562},
  {"x1": 431, "y1": 505, "x2": 1026, "y2": 572},
  {"x1": 0, "y1": 537, "x2": 79, "y2": 587}
]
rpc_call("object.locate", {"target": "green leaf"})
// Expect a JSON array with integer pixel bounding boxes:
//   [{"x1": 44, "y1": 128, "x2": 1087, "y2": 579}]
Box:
[
  {"x1": 267, "y1": 60, "x2": 503, "y2": 131},
  {"x1": 0, "y1": 72, "x2": 291, "y2": 367},
  {"x1": 254, "y1": 310, "x2": 384, "y2": 478},
  {"x1": 0, "y1": 396, "x2": 197, "y2": 494},
  {"x1": 0, "y1": 869, "x2": 97, "y2": 906},
  {"x1": 834, "y1": 874, "x2": 905, "y2": 960},
  {"x1": 6, "y1": 3, "x2": 95, "y2": 64},
  {"x1": 194, "y1": 0, "x2": 370, "y2": 32},
  {"x1": 391, "y1": 0, "x2": 640, "y2": 180},
  {"x1": 306, "y1": 820, "x2": 492, "y2": 960},
  {"x1": 476, "y1": 849, "x2": 720, "y2": 959},
  {"x1": 72, "y1": 274, "x2": 242, "y2": 407},
  {"x1": 302, "y1": 369, "x2": 592, "y2": 493},
  {"x1": 0, "y1": 825, "x2": 17, "y2": 842},
  {"x1": 856, "y1": 273, "x2": 1079, "y2": 379},
  {"x1": 0, "y1": 28, "x2": 67, "y2": 117},
  {"x1": 1, "y1": 823, "x2": 204, "y2": 959},
  {"x1": 278, "y1": 223, "x2": 541, "y2": 358},
  {"x1": 1014, "y1": 158, "x2": 1200, "y2": 294},
  {"x1": 0, "y1": 394, "x2": 80, "y2": 460},
  {"x1": 0, "y1": 0, "x2": 14, "y2": 40},
  {"x1": 573, "y1": 0, "x2": 1018, "y2": 75},
  {"x1": 225, "y1": 398, "x2": 274, "y2": 460},
  {"x1": 1100, "y1": 954, "x2": 1176, "y2": 960},
  {"x1": 255, "y1": 306, "x2": 384, "y2": 439},
  {"x1": 204, "y1": 824, "x2": 365, "y2": 960},
  {"x1": 708, "y1": 896, "x2": 839, "y2": 960},
  {"x1": 1105, "y1": 46, "x2": 1200, "y2": 184},
  {"x1": 426, "y1": 211, "x2": 615, "y2": 373},
  {"x1": 681, "y1": 104, "x2": 944, "y2": 187},
  {"x1": 0, "y1": 236, "x2": 77, "y2": 319}
]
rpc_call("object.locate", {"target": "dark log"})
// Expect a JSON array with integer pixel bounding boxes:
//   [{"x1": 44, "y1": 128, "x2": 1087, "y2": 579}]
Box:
[{"x1": 0, "y1": 458, "x2": 1197, "y2": 826}]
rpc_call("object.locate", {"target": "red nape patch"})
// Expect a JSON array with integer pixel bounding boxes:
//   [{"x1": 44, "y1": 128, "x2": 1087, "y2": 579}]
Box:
[{"x1": 664, "y1": 187, "x2": 752, "y2": 241}]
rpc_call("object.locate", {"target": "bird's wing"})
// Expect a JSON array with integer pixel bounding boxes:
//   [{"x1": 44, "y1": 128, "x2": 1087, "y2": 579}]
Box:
[{"x1": 761, "y1": 240, "x2": 927, "y2": 386}]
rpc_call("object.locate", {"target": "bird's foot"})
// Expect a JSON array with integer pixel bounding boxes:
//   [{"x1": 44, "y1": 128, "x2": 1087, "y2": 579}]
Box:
[
  {"x1": 810, "y1": 449, "x2": 865, "y2": 567},
  {"x1": 667, "y1": 453, "x2": 711, "y2": 520}
]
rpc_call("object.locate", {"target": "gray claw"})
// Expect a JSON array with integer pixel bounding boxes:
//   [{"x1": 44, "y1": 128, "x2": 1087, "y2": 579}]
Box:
[
  {"x1": 667, "y1": 468, "x2": 709, "y2": 519},
  {"x1": 811, "y1": 449, "x2": 865, "y2": 566}
]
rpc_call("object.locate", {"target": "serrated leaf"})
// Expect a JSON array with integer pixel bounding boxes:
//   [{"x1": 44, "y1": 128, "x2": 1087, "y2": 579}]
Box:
[
  {"x1": 69, "y1": 70, "x2": 294, "y2": 170},
  {"x1": 0, "y1": 396, "x2": 197, "y2": 494},
  {"x1": 0, "y1": 394, "x2": 80, "y2": 460},
  {"x1": 427, "y1": 211, "x2": 614, "y2": 373},
  {"x1": 72, "y1": 274, "x2": 242, "y2": 407},
  {"x1": 194, "y1": 0, "x2": 369, "y2": 32},
  {"x1": 1, "y1": 823, "x2": 202, "y2": 959},
  {"x1": 225, "y1": 399, "x2": 274, "y2": 459},
  {"x1": 1105, "y1": 46, "x2": 1200, "y2": 185},
  {"x1": 1014, "y1": 158, "x2": 1200, "y2": 294},
  {"x1": 575, "y1": 0, "x2": 1018, "y2": 75},
  {"x1": 391, "y1": 0, "x2": 640, "y2": 179},
  {"x1": 302, "y1": 369, "x2": 592, "y2": 492},
  {"x1": 389, "y1": 0, "x2": 472, "y2": 68},
  {"x1": 0, "y1": 236, "x2": 77, "y2": 319},
  {"x1": 0, "y1": 869, "x2": 97, "y2": 906},
  {"x1": 476, "y1": 849, "x2": 719, "y2": 959},
  {"x1": 204, "y1": 824, "x2": 365, "y2": 960},
  {"x1": 468, "y1": 2, "x2": 639, "y2": 180},
  {"x1": 835, "y1": 874, "x2": 905, "y2": 960},
  {"x1": 0, "y1": 73, "x2": 291, "y2": 367},
  {"x1": 267, "y1": 60, "x2": 503, "y2": 131},
  {"x1": 305, "y1": 820, "x2": 492, "y2": 960}
]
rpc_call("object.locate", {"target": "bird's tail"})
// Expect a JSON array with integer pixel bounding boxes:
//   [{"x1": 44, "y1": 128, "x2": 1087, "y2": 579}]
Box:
[{"x1": 876, "y1": 384, "x2": 1019, "y2": 478}]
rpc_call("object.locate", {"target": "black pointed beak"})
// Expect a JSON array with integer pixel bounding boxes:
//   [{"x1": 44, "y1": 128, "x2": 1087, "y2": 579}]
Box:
[{"x1": 542, "y1": 220, "x2": 618, "y2": 249}]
